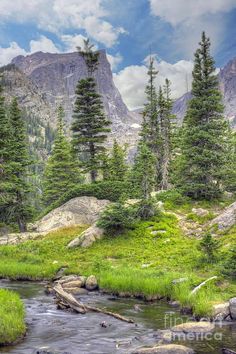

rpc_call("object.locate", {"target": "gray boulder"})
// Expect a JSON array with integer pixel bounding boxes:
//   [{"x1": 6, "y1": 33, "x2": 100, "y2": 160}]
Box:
[
  {"x1": 67, "y1": 224, "x2": 104, "y2": 248},
  {"x1": 229, "y1": 297, "x2": 236, "y2": 319},
  {"x1": 210, "y1": 201, "x2": 236, "y2": 231},
  {"x1": 85, "y1": 275, "x2": 98, "y2": 291},
  {"x1": 213, "y1": 303, "x2": 230, "y2": 321},
  {"x1": 34, "y1": 197, "x2": 110, "y2": 232},
  {"x1": 171, "y1": 322, "x2": 214, "y2": 334}
]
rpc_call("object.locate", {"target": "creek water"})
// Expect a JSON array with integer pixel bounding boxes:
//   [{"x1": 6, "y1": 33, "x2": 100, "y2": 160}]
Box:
[{"x1": 0, "y1": 280, "x2": 236, "y2": 354}]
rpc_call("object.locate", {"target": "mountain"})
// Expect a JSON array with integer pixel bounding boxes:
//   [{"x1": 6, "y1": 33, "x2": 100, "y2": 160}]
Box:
[
  {"x1": 173, "y1": 57, "x2": 236, "y2": 129},
  {"x1": 11, "y1": 50, "x2": 141, "y2": 153}
]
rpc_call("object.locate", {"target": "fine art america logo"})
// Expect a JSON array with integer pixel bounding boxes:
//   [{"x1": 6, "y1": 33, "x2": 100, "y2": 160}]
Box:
[{"x1": 164, "y1": 313, "x2": 223, "y2": 342}]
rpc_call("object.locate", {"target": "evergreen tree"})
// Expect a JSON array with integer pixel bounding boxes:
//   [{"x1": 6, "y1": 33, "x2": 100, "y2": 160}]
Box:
[
  {"x1": 0, "y1": 85, "x2": 12, "y2": 220},
  {"x1": 225, "y1": 131, "x2": 236, "y2": 192},
  {"x1": 43, "y1": 106, "x2": 81, "y2": 206},
  {"x1": 199, "y1": 233, "x2": 220, "y2": 263},
  {"x1": 72, "y1": 39, "x2": 110, "y2": 182},
  {"x1": 131, "y1": 142, "x2": 155, "y2": 199},
  {"x1": 178, "y1": 32, "x2": 229, "y2": 199},
  {"x1": 109, "y1": 140, "x2": 128, "y2": 182},
  {"x1": 159, "y1": 79, "x2": 175, "y2": 190},
  {"x1": 141, "y1": 58, "x2": 161, "y2": 186},
  {"x1": 8, "y1": 98, "x2": 32, "y2": 231}
]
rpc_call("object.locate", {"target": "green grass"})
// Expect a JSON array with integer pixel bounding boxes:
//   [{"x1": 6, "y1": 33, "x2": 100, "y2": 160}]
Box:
[
  {"x1": 0, "y1": 289, "x2": 25, "y2": 345},
  {"x1": 0, "y1": 203, "x2": 235, "y2": 317}
]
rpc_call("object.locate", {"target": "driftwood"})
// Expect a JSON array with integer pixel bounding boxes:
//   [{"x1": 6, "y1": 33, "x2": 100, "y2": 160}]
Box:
[
  {"x1": 190, "y1": 276, "x2": 217, "y2": 295},
  {"x1": 54, "y1": 284, "x2": 134, "y2": 323},
  {"x1": 222, "y1": 349, "x2": 236, "y2": 354}
]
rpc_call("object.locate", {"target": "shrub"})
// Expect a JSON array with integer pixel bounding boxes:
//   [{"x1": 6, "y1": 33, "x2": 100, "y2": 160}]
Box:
[
  {"x1": 222, "y1": 245, "x2": 236, "y2": 279},
  {"x1": 97, "y1": 202, "x2": 136, "y2": 233},
  {"x1": 199, "y1": 233, "x2": 220, "y2": 263},
  {"x1": 136, "y1": 198, "x2": 160, "y2": 220},
  {"x1": 156, "y1": 189, "x2": 189, "y2": 206},
  {"x1": 41, "y1": 180, "x2": 133, "y2": 217}
]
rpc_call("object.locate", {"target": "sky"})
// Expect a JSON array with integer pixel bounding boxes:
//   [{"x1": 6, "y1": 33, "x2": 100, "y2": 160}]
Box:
[{"x1": 0, "y1": 0, "x2": 236, "y2": 110}]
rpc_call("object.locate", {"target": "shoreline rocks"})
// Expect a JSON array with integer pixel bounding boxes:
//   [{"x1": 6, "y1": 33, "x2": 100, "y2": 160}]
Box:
[{"x1": 132, "y1": 344, "x2": 195, "y2": 354}]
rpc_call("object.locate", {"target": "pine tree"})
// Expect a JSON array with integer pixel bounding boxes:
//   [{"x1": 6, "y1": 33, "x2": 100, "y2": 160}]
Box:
[
  {"x1": 72, "y1": 39, "x2": 110, "y2": 182},
  {"x1": 178, "y1": 32, "x2": 229, "y2": 200},
  {"x1": 43, "y1": 106, "x2": 81, "y2": 206},
  {"x1": 0, "y1": 85, "x2": 12, "y2": 220},
  {"x1": 109, "y1": 140, "x2": 128, "y2": 182},
  {"x1": 159, "y1": 79, "x2": 175, "y2": 190},
  {"x1": 141, "y1": 58, "x2": 161, "y2": 186},
  {"x1": 131, "y1": 142, "x2": 155, "y2": 199},
  {"x1": 8, "y1": 98, "x2": 32, "y2": 231}
]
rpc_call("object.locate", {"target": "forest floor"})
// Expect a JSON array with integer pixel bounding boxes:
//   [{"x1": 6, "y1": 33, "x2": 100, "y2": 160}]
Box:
[{"x1": 0, "y1": 196, "x2": 235, "y2": 317}]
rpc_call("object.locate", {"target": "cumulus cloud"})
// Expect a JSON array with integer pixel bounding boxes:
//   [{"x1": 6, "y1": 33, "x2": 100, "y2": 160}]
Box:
[
  {"x1": 114, "y1": 57, "x2": 193, "y2": 110},
  {"x1": 0, "y1": 42, "x2": 27, "y2": 66},
  {"x1": 29, "y1": 35, "x2": 60, "y2": 53},
  {"x1": 61, "y1": 34, "x2": 88, "y2": 52},
  {"x1": 0, "y1": 0, "x2": 126, "y2": 47},
  {"x1": 149, "y1": 0, "x2": 236, "y2": 57},
  {"x1": 107, "y1": 53, "x2": 123, "y2": 71}
]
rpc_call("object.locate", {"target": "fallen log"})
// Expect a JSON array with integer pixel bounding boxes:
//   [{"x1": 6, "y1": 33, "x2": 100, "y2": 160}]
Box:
[
  {"x1": 190, "y1": 276, "x2": 217, "y2": 295},
  {"x1": 54, "y1": 284, "x2": 134, "y2": 324}
]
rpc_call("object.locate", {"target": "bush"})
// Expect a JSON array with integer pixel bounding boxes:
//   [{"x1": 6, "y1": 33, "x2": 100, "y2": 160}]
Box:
[
  {"x1": 156, "y1": 189, "x2": 189, "y2": 206},
  {"x1": 199, "y1": 233, "x2": 220, "y2": 263},
  {"x1": 41, "y1": 180, "x2": 133, "y2": 217},
  {"x1": 222, "y1": 245, "x2": 236, "y2": 279},
  {"x1": 97, "y1": 202, "x2": 136, "y2": 233},
  {"x1": 136, "y1": 198, "x2": 160, "y2": 220}
]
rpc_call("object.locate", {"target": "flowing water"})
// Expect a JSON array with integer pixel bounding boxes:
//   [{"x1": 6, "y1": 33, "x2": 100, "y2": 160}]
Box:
[{"x1": 0, "y1": 280, "x2": 236, "y2": 354}]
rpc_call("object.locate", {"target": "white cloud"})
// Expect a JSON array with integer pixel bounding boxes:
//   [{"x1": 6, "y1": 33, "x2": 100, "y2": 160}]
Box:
[
  {"x1": 114, "y1": 58, "x2": 193, "y2": 110},
  {"x1": 149, "y1": 0, "x2": 236, "y2": 25},
  {"x1": 0, "y1": 0, "x2": 126, "y2": 47},
  {"x1": 0, "y1": 42, "x2": 27, "y2": 66},
  {"x1": 149, "y1": 0, "x2": 236, "y2": 57},
  {"x1": 61, "y1": 34, "x2": 88, "y2": 52},
  {"x1": 107, "y1": 53, "x2": 123, "y2": 71},
  {"x1": 29, "y1": 35, "x2": 60, "y2": 53}
]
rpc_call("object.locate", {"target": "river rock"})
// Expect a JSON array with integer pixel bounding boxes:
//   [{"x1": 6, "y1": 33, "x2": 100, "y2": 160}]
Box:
[
  {"x1": 229, "y1": 297, "x2": 236, "y2": 319},
  {"x1": 62, "y1": 279, "x2": 83, "y2": 288},
  {"x1": 67, "y1": 224, "x2": 104, "y2": 248},
  {"x1": 210, "y1": 201, "x2": 236, "y2": 231},
  {"x1": 213, "y1": 303, "x2": 230, "y2": 321},
  {"x1": 63, "y1": 287, "x2": 89, "y2": 295},
  {"x1": 33, "y1": 348, "x2": 72, "y2": 354},
  {"x1": 85, "y1": 275, "x2": 98, "y2": 291},
  {"x1": 34, "y1": 196, "x2": 110, "y2": 233},
  {"x1": 132, "y1": 344, "x2": 195, "y2": 354},
  {"x1": 171, "y1": 321, "x2": 214, "y2": 333}
]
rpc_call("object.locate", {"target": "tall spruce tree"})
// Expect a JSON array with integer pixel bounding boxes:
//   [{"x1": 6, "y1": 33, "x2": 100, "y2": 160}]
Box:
[
  {"x1": 159, "y1": 79, "x2": 175, "y2": 190},
  {"x1": 131, "y1": 142, "x2": 155, "y2": 199},
  {"x1": 0, "y1": 85, "x2": 12, "y2": 220},
  {"x1": 178, "y1": 32, "x2": 229, "y2": 199},
  {"x1": 109, "y1": 139, "x2": 128, "y2": 182},
  {"x1": 72, "y1": 39, "x2": 110, "y2": 182},
  {"x1": 43, "y1": 106, "x2": 81, "y2": 206},
  {"x1": 141, "y1": 58, "x2": 161, "y2": 186},
  {"x1": 8, "y1": 98, "x2": 32, "y2": 231}
]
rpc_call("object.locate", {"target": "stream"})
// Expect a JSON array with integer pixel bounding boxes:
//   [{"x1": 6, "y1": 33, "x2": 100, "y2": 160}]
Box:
[{"x1": 0, "y1": 280, "x2": 236, "y2": 354}]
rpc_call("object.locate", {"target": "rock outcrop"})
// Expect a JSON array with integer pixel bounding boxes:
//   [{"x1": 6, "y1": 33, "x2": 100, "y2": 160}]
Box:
[
  {"x1": 210, "y1": 201, "x2": 236, "y2": 231},
  {"x1": 67, "y1": 224, "x2": 104, "y2": 248},
  {"x1": 34, "y1": 196, "x2": 110, "y2": 233}
]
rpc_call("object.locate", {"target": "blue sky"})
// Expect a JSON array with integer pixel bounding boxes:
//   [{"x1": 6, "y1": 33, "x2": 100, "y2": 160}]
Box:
[{"x1": 0, "y1": 0, "x2": 236, "y2": 109}]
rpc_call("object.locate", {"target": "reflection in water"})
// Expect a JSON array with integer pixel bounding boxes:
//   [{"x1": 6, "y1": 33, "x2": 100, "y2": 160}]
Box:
[{"x1": 0, "y1": 280, "x2": 236, "y2": 354}]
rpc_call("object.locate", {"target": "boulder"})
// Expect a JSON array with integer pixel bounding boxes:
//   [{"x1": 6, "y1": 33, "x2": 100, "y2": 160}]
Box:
[
  {"x1": 85, "y1": 275, "x2": 98, "y2": 291},
  {"x1": 34, "y1": 196, "x2": 110, "y2": 233},
  {"x1": 62, "y1": 280, "x2": 83, "y2": 288},
  {"x1": 229, "y1": 297, "x2": 236, "y2": 319},
  {"x1": 171, "y1": 322, "x2": 214, "y2": 333},
  {"x1": 63, "y1": 287, "x2": 88, "y2": 295},
  {"x1": 213, "y1": 303, "x2": 230, "y2": 321},
  {"x1": 132, "y1": 344, "x2": 195, "y2": 354},
  {"x1": 210, "y1": 201, "x2": 236, "y2": 231},
  {"x1": 57, "y1": 275, "x2": 86, "y2": 287},
  {"x1": 67, "y1": 224, "x2": 104, "y2": 248}
]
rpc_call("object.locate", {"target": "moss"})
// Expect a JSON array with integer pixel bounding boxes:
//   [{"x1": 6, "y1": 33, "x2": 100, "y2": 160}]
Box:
[{"x1": 0, "y1": 289, "x2": 25, "y2": 345}]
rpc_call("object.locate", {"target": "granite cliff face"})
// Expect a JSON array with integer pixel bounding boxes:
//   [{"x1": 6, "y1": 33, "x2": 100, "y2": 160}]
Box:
[
  {"x1": 173, "y1": 57, "x2": 236, "y2": 129},
  {"x1": 11, "y1": 50, "x2": 141, "y2": 150}
]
